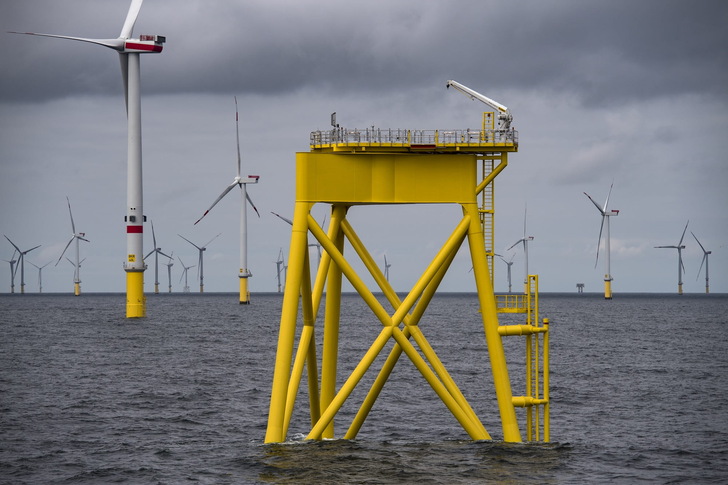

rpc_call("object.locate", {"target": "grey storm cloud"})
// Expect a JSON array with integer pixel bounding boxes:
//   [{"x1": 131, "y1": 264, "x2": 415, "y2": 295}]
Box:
[{"x1": 2, "y1": 0, "x2": 727, "y2": 105}]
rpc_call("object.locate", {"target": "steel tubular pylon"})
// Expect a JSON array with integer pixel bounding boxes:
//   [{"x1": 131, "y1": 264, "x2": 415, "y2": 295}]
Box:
[{"x1": 265, "y1": 146, "x2": 521, "y2": 444}]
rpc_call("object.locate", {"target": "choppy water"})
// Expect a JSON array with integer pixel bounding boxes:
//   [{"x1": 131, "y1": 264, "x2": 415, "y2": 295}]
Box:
[{"x1": 1, "y1": 292, "x2": 727, "y2": 484}]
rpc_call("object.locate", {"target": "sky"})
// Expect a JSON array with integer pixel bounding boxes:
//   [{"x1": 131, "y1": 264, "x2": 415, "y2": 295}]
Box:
[{"x1": 1, "y1": 0, "x2": 727, "y2": 296}]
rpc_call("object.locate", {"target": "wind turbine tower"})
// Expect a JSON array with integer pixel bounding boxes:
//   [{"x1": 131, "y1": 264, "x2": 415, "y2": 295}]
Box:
[
  {"x1": 655, "y1": 220, "x2": 689, "y2": 295},
  {"x1": 194, "y1": 97, "x2": 260, "y2": 304},
  {"x1": 4, "y1": 236, "x2": 40, "y2": 295},
  {"x1": 384, "y1": 254, "x2": 392, "y2": 282},
  {"x1": 164, "y1": 253, "x2": 174, "y2": 293},
  {"x1": 12, "y1": 0, "x2": 166, "y2": 316},
  {"x1": 497, "y1": 253, "x2": 515, "y2": 293},
  {"x1": 143, "y1": 221, "x2": 171, "y2": 294},
  {"x1": 584, "y1": 183, "x2": 620, "y2": 299},
  {"x1": 3, "y1": 251, "x2": 18, "y2": 293},
  {"x1": 28, "y1": 261, "x2": 51, "y2": 293},
  {"x1": 179, "y1": 233, "x2": 221, "y2": 293},
  {"x1": 57, "y1": 197, "x2": 89, "y2": 296},
  {"x1": 275, "y1": 248, "x2": 285, "y2": 293},
  {"x1": 178, "y1": 256, "x2": 195, "y2": 293},
  {"x1": 692, "y1": 232, "x2": 711, "y2": 294}
]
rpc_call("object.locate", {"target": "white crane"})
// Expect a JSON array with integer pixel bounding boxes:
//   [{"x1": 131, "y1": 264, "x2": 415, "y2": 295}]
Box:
[{"x1": 446, "y1": 80, "x2": 513, "y2": 131}]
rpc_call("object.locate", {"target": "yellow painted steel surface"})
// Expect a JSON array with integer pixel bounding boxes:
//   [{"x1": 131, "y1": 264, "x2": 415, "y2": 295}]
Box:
[
  {"x1": 265, "y1": 125, "x2": 549, "y2": 444},
  {"x1": 125, "y1": 270, "x2": 146, "y2": 318},
  {"x1": 239, "y1": 276, "x2": 250, "y2": 304}
]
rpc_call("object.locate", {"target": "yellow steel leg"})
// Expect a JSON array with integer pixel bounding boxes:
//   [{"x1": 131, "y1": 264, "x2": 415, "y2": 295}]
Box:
[
  {"x1": 320, "y1": 204, "x2": 347, "y2": 439},
  {"x1": 265, "y1": 201, "x2": 311, "y2": 443},
  {"x1": 465, "y1": 203, "x2": 521, "y2": 442},
  {"x1": 239, "y1": 276, "x2": 250, "y2": 304},
  {"x1": 604, "y1": 279, "x2": 612, "y2": 300},
  {"x1": 126, "y1": 270, "x2": 146, "y2": 318},
  {"x1": 74, "y1": 282, "x2": 81, "y2": 296}
]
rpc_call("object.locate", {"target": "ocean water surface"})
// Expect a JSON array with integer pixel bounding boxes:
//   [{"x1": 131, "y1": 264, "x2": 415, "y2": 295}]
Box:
[{"x1": 1, "y1": 292, "x2": 727, "y2": 483}]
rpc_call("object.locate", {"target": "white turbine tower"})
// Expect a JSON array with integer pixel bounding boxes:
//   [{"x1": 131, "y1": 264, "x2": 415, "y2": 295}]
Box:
[
  {"x1": 143, "y1": 221, "x2": 171, "y2": 294},
  {"x1": 12, "y1": 0, "x2": 166, "y2": 317},
  {"x1": 508, "y1": 205, "x2": 534, "y2": 294},
  {"x1": 496, "y1": 253, "x2": 515, "y2": 293},
  {"x1": 275, "y1": 248, "x2": 285, "y2": 293},
  {"x1": 4, "y1": 236, "x2": 41, "y2": 295},
  {"x1": 164, "y1": 252, "x2": 174, "y2": 293},
  {"x1": 3, "y1": 250, "x2": 18, "y2": 294},
  {"x1": 177, "y1": 256, "x2": 195, "y2": 293},
  {"x1": 584, "y1": 183, "x2": 620, "y2": 299},
  {"x1": 28, "y1": 261, "x2": 51, "y2": 293},
  {"x1": 194, "y1": 97, "x2": 260, "y2": 304},
  {"x1": 691, "y1": 232, "x2": 711, "y2": 294},
  {"x1": 57, "y1": 197, "x2": 89, "y2": 296},
  {"x1": 655, "y1": 220, "x2": 689, "y2": 295},
  {"x1": 178, "y1": 233, "x2": 221, "y2": 293}
]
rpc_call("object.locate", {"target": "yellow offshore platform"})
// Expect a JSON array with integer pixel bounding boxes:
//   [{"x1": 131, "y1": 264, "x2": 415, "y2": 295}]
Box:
[{"x1": 265, "y1": 81, "x2": 549, "y2": 443}]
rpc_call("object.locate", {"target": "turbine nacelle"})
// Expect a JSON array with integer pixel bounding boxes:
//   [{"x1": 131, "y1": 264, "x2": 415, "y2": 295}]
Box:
[{"x1": 124, "y1": 35, "x2": 165, "y2": 53}]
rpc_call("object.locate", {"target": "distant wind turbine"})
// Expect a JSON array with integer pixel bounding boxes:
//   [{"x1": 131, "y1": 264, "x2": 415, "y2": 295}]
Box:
[
  {"x1": 4, "y1": 236, "x2": 40, "y2": 295},
  {"x1": 384, "y1": 254, "x2": 392, "y2": 281},
  {"x1": 143, "y1": 221, "x2": 172, "y2": 294},
  {"x1": 164, "y1": 252, "x2": 174, "y2": 293},
  {"x1": 3, "y1": 250, "x2": 18, "y2": 293},
  {"x1": 655, "y1": 220, "x2": 689, "y2": 295},
  {"x1": 275, "y1": 248, "x2": 285, "y2": 293},
  {"x1": 496, "y1": 253, "x2": 515, "y2": 293},
  {"x1": 691, "y1": 232, "x2": 712, "y2": 294},
  {"x1": 28, "y1": 261, "x2": 51, "y2": 293},
  {"x1": 177, "y1": 256, "x2": 195, "y2": 293},
  {"x1": 272, "y1": 210, "x2": 325, "y2": 271},
  {"x1": 11, "y1": 0, "x2": 166, "y2": 317},
  {"x1": 584, "y1": 183, "x2": 620, "y2": 299},
  {"x1": 507, "y1": 205, "x2": 534, "y2": 293},
  {"x1": 178, "y1": 233, "x2": 221, "y2": 293},
  {"x1": 56, "y1": 197, "x2": 89, "y2": 296},
  {"x1": 194, "y1": 97, "x2": 260, "y2": 304}
]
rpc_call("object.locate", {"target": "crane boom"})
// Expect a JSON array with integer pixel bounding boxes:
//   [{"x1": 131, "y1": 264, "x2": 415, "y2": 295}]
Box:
[{"x1": 446, "y1": 79, "x2": 513, "y2": 130}]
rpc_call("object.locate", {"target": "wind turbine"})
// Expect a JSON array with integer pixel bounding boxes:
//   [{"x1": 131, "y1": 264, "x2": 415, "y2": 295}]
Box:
[
  {"x1": 496, "y1": 253, "x2": 515, "y2": 293},
  {"x1": 164, "y1": 252, "x2": 174, "y2": 293},
  {"x1": 384, "y1": 254, "x2": 392, "y2": 281},
  {"x1": 655, "y1": 220, "x2": 689, "y2": 295},
  {"x1": 692, "y1": 232, "x2": 711, "y2": 294},
  {"x1": 177, "y1": 256, "x2": 195, "y2": 293},
  {"x1": 194, "y1": 97, "x2": 260, "y2": 304},
  {"x1": 12, "y1": 0, "x2": 166, "y2": 317},
  {"x1": 584, "y1": 183, "x2": 620, "y2": 299},
  {"x1": 143, "y1": 221, "x2": 172, "y2": 294},
  {"x1": 507, "y1": 205, "x2": 534, "y2": 293},
  {"x1": 28, "y1": 261, "x2": 51, "y2": 293},
  {"x1": 3, "y1": 250, "x2": 18, "y2": 293},
  {"x1": 178, "y1": 233, "x2": 221, "y2": 293},
  {"x1": 4, "y1": 237, "x2": 41, "y2": 295},
  {"x1": 275, "y1": 248, "x2": 285, "y2": 293},
  {"x1": 57, "y1": 197, "x2": 89, "y2": 296}
]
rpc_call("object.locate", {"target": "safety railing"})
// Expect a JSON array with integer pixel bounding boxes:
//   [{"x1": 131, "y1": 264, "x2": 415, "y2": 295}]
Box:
[{"x1": 310, "y1": 127, "x2": 518, "y2": 149}]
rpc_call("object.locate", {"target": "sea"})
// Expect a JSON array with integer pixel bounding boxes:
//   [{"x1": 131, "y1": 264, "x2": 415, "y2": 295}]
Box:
[{"x1": 1, "y1": 292, "x2": 727, "y2": 484}]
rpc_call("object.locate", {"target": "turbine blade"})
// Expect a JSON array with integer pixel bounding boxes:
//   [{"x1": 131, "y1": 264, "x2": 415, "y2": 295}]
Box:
[
  {"x1": 178, "y1": 234, "x2": 201, "y2": 250},
  {"x1": 26, "y1": 245, "x2": 41, "y2": 254},
  {"x1": 507, "y1": 239, "x2": 524, "y2": 251},
  {"x1": 9, "y1": 31, "x2": 124, "y2": 50},
  {"x1": 194, "y1": 183, "x2": 237, "y2": 225},
  {"x1": 246, "y1": 192, "x2": 261, "y2": 217},
  {"x1": 595, "y1": 215, "x2": 605, "y2": 268},
  {"x1": 271, "y1": 211, "x2": 293, "y2": 225},
  {"x1": 697, "y1": 254, "x2": 706, "y2": 281},
  {"x1": 119, "y1": 53, "x2": 129, "y2": 112},
  {"x1": 603, "y1": 182, "x2": 614, "y2": 213},
  {"x1": 150, "y1": 220, "x2": 157, "y2": 248},
  {"x1": 678, "y1": 220, "x2": 689, "y2": 246},
  {"x1": 119, "y1": 0, "x2": 144, "y2": 39},
  {"x1": 202, "y1": 232, "x2": 222, "y2": 248},
  {"x1": 654, "y1": 245, "x2": 676, "y2": 249},
  {"x1": 235, "y1": 96, "x2": 241, "y2": 178},
  {"x1": 56, "y1": 237, "x2": 74, "y2": 265},
  {"x1": 584, "y1": 192, "x2": 605, "y2": 215},
  {"x1": 66, "y1": 196, "x2": 78, "y2": 234},
  {"x1": 79, "y1": 236, "x2": 90, "y2": 243},
  {"x1": 691, "y1": 231, "x2": 706, "y2": 253},
  {"x1": 158, "y1": 251, "x2": 173, "y2": 260},
  {"x1": 143, "y1": 249, "x2": 155, "y2": 260},
  {"x1": 523, "y1": 204, "x2": 528, "y2": 238},
  {"x1": 4, "y1": 235, "x2": 21, "y2": 252}
]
